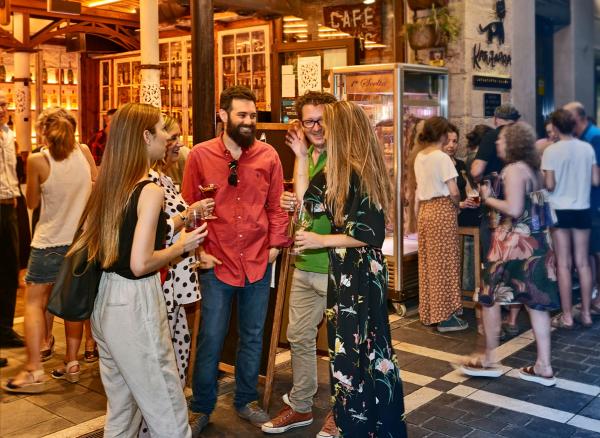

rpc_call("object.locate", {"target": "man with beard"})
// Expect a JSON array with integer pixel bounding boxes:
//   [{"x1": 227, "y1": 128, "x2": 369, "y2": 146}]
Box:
[
  {"x1": 261, "y1": 91, "x2": 339, "y2": 437},
  {"x1": 182, "y1": 86, "x2": 289, "y2": 434}
]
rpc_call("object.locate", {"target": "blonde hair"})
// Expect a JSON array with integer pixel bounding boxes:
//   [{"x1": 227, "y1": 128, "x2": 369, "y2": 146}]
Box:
[
  {"x1": 70, "y1": 103, "x2": 161, "y2": 268},
  {"x1": 36, "y1": 107, "x2": 77, "y2": 161},
  {"x1": 151, "y1": 115, "x2": 179, "y2": 172},
  {"x1": 323, "y1": 101, "x2": 393, "y2": 227}
]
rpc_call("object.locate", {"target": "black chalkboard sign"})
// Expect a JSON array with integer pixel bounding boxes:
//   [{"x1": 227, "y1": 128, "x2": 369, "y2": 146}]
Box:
[{"x1": 484, "y1": 93, "x2": 502, "y2": 117}]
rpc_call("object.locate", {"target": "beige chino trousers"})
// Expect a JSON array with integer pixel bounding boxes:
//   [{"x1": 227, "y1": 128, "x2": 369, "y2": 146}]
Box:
[{"x1": 286, "y1": 268, "x2": 328, "y2": 413}]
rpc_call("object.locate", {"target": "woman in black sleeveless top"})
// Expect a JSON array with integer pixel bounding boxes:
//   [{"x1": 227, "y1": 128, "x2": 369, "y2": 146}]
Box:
[{"x1": 68, "y1": 103, "x2": 207, "y2": 437}]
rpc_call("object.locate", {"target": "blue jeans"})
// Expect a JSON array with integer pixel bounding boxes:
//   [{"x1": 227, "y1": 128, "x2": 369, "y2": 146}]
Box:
[{"x1": 190, "y1": 265, "x2": 272, "y2": 414}]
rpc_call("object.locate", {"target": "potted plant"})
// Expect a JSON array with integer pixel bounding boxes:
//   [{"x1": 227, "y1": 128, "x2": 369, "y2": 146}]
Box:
[
  {"x1": 403, "y1": 6, "x2": 461, "y2": 50},
  {"x1": 407, "y1": 0, "x2": 449, "y2": 11}
]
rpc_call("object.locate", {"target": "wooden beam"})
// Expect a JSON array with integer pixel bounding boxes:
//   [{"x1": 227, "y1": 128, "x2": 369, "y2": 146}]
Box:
[
  {"x1": 191, "y1": 0, "x2": 215, "y2": 143},
  {"x1": 10, "y1": 0, "x2": 139, "y2": 27}
]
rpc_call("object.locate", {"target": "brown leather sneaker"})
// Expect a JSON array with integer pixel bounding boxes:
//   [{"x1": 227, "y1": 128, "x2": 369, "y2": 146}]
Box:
[
  {"x1": 317, "y1": 410, "x2": 339, "y2": 438},
  {"x1": 261, "y1": 404, "x2": 313, "y2": 434}
]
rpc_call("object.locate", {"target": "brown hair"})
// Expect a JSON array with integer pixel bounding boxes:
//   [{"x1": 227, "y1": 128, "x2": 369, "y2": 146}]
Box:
[
  {"x1": 466, "y1": 124, "x2": 493, "y2": 150},
  {"x1": 36, "y1": 108, "x2": 77, "y2": 160},
  {"x1": 220, "y1": 86, "x2": 256, "y2": 112},
  {"x1": 322, "y1": 101, "x2": 393, "y2": 227},
  {"x1": 69, "y1": 103, "x2": 162, "y2": 268},
  {"x1": 502, "y1": 122, "x2": 540, "y2": 170},
  {"x1": 294, "y1": 91, "x2": 337, "y2": 120},
  {"x1": 549, "y1": 109, "x2": 576, "y2": 135},
  {"x1": 418, "y1": 116, "x2": 450, "y2": 144}
]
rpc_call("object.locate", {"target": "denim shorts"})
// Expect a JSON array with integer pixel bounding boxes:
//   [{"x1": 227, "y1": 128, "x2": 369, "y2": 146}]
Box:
[{"x1": 25, "y1": 245, "x2": 69, "y2": 284}]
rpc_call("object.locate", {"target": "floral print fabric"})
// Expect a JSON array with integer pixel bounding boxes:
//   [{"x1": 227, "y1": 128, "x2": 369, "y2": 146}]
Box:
[
  {"x1": 478, "y1": 174, "x2": 559, "y2": 311},
  {"x1": 305, "y1": 171, "x2": 407, "y2": 438}
]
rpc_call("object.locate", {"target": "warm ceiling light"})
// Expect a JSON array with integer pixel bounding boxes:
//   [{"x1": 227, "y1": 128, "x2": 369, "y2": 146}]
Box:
[
  {"x1": 87, "y1": 0, "x2": 120, "y2": 7},
  {"x1": 284, "y1": 23, "x2": 308, "y2": 28},
  {"x1": 283, "y1": 16, "x2": 303, "y2": 22},
  {"x1": 284, "y1": 29, "x2": 308, "y2": 34},
  {"x1": 320, "y1": 32, "x2": 350, "y2": 37},
  {"x1": 363, "y1": 0, "x2": 376, "y2": 4}
]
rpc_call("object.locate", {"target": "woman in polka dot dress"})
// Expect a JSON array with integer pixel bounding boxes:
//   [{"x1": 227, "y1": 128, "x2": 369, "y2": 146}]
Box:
[{"x1": 140, "y1": 117, "x2": 212, "y2": 436}]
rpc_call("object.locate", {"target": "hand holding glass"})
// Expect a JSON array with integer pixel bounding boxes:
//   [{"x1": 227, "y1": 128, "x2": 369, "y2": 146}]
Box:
[
  {"x1": 199, "y1": 184, "x2": 219, "y2": 220},
  {"x1": 291, "y1": 206, "x2": 313, "y2": 256}
]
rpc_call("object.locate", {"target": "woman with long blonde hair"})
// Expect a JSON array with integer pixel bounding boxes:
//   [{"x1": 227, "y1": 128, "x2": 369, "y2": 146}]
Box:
[
  {"x1": 3, "y1": 108, "x2": 96, "y2": 393},
  {"x1": 294, "y1": 101, "x2": 406, "y2": 437},
  {"x1": 71, "y1": 103, "x2": 206, "y2": 437}
]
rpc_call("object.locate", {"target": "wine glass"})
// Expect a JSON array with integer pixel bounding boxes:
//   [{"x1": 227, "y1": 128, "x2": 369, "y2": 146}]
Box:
[
  {"x1": 199, "y1": 184, "x2": 219, "y2": 220},
  {"x1": 290, "y1": 205, "x2": 313, "y2": 256},
  {"x1": 283, "y1": 178, "x2": 296, "y2": 214},
  {"x1": 185, "y1": 209, "x2": 204, "y2": 232}
]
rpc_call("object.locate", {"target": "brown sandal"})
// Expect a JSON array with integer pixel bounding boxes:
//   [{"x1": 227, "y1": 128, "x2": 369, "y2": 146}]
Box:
[
  {"x1": 40, "y1": 335, "x2": 55, "y2": 362},
  {"x1": 3, "y1": 369, "x2": 46, "y2": 393},
  {"x1": 518, "y1": 366, "x2": 556, "y2": 386},
  {"x1": 456, "y1": 356, "x2": 503, "y2": 378}
]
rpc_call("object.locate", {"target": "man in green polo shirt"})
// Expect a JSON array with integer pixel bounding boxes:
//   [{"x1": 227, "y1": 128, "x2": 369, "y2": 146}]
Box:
[{"x1": 262, "y1": 91, "x2": 337, "y2": 437}]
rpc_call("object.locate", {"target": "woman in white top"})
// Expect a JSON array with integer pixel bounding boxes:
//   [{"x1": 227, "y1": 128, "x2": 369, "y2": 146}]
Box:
[
  {"x1": 542, "y1": 109, "x2": 600, "y2": 329},
  {"x1": 414, "y1": 117, "x2": 467, "y2": 332},
  {"x1": 4, "y1": 108, "x2": 97, "y2": 393}
]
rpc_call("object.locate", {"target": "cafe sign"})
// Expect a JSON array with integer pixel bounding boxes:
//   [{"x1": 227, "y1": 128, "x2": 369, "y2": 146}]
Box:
[
  {"x1": 346, "y1": 73, "x2": 392, "y2": 94},
  {"x1": 323, "y1": 3, "x2": 382, "y2": 43}
]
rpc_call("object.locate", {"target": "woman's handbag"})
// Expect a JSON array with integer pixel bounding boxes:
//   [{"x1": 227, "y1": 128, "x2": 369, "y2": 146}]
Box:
[{"x1": 47, "y1": 245, "x2": 101, "y2": 321}]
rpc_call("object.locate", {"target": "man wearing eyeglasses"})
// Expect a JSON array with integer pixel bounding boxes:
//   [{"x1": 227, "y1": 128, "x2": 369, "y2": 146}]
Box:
[
  {"x1": 262, "y1": 91, "x2": 338, "y2": 437},
  {"x1": 0, "y1": 91, "x2": 24, "y2": 368},
  {"x1": 182, "y1": 86, "x2": 289, "y2": 434}
]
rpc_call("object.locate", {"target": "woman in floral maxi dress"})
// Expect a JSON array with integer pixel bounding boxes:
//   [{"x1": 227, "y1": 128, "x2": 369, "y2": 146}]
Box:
[
  {"x1": 459, "y1": 122, "x2": 560, "y2": 386},
  {"x1": 295, "y1": 101, "x2": 406, "y2": 437}
]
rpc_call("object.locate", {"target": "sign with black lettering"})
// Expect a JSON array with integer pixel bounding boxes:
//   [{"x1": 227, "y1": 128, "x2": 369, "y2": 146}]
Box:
[
  {"x1": 483, "y1": 93, "x2": 502, "y2": 117},
  {"x1": 323, "y1": 3, "x2": 382, "y2": 43},
  {"x1": 473, "y1": 75, "x2": 512, "y2": 90}
]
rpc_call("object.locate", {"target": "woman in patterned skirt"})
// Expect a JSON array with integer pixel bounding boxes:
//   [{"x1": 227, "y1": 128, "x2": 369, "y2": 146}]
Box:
[
  {"x1": 460, "y1": 122, "x2": 560, "y2": 386},
  {"x1": 295, "y1": 101, "x2": 406, "y2": 437},
  {"x1": 414, "y1": 117, "x2": 468, "y2": 332}
]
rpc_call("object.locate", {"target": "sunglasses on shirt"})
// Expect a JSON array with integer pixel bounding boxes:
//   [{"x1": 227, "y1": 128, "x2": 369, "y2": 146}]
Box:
[{"x1": 228, "y1": 160, "x2": 238, "y2": 186}]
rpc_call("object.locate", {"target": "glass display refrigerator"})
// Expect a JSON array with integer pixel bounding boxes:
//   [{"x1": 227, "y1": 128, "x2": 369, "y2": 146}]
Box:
[{"x1": 332, "y1": 63, "x2": 448, "y2": 315}]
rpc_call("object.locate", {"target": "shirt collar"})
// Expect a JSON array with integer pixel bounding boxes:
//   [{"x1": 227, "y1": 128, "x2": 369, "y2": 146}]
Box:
[{"x1": 580, "y1": 122, "x2": 592, "y2": 140}]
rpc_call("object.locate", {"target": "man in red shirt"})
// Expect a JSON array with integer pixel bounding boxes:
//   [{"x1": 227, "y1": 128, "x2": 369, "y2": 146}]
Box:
[{"x1": 182, "y1": 86, "x2": 289, "y2": 433}]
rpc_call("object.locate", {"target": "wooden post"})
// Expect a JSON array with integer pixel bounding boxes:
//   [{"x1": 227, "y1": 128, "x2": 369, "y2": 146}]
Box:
[
  {"x1": 191, "y1": 0, "x2": 215, "y2": 143},
  {"x1": 139, "y1": 0, "x2": 161, "y2": 107},
  {"x1": 12, "y1": 12, "x2": 32, "y2": 154},
  {"x1": 393, "y1": 0, "x2": 406, "y2": 62},
  {"x1": 262, "y1": 245, "x2": 292, "y2": 409}
]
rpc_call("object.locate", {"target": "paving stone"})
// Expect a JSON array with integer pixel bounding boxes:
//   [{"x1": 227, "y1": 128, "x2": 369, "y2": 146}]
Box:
[
  {"x1": 433, "y1": 394, "x2": 462, "y2": 405},
  {"x1": 466, "y1": 430, "x2": 502, "y2": 438},
  {"x1": 586, "y1": 366, "x2": 600, "y2": 376},
  {"x1": 4, "y1": 417, "x2": 74, "y2": 438},
  {"x1": 423, "y1": 417, "x2": 473, "y2": 437},
  {"x1": 579, "y1": 397, "x2": 600, "y2": 421},
  {"x1": 406, "y1": 423, "x2": 430, "y2": 438},
  {"x1": 524, "y1": 418, "x2": 577, "y2": 437},
  {"x1": 459, "y1": 415, "x2": 508, "y2": 434},
  {"x1": 499, "y1": 424, "x2": 550, "y2": 438},
  {"x1": 403, "y1": 356, "x2": 456, "y2": 379},
  {"x1": 43, "y1": 391, "x2": 107, "y2": 424},
  {"x1": 419, "y1": 403, "x2": 466, "y2": 421},
  {"x1": 403, "y1": 381, "x2": 423, "y2": 396},
  {"x1": 0, "y1": 399, "x2": 58, "y2": 435},
  {"x1": 502, "y1": 356, "x2": 529, "y2": 369},
  {"x1": 584, "y1": 358, "x2": 600, "y2": 367},
  {"x1": 406, "y1": 408, "x2": 432, "y2": 425},
  {"x1": 452, "y1": 399, "x2": 496, "y2": 417},
  {"x1": 566, "y1": 346, "x2": 600, "y2": 357},
  {"x1": 486, "y1": 407, "x2": 532, "y2": 426},
  {"x1": 426, "y1": 379, "x2": 459, "y2": 392},
  {"x1": 552, "y1": 358, "x2": 591, "y2": 372},
  {"x1": 571, "y1": 429, "x2": 600, "y2": 438}
]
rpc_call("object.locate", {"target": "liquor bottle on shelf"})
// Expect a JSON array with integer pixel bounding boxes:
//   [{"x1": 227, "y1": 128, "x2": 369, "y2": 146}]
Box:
[
  {"x1": 42, "y1": 62, "x2": 48, "y2": 84},
  {"x1": 118, "y1": 65, "x2": 123, "y2": 85},
  {"x1": 124, "y1": 66, "x2": 130, "y2": 84},
  {"x1": 51, "y1": 90, "x2": 58, "y2": 106},
  {"x1": 0, "y1": 57, "x2": 5, "y2": 83},
  {"x1": 67, "y1": 62, "x2": 74, "y2": 85},
  {"x1": 7, "y1": 115, "x2": 13, "y2": 129}
]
